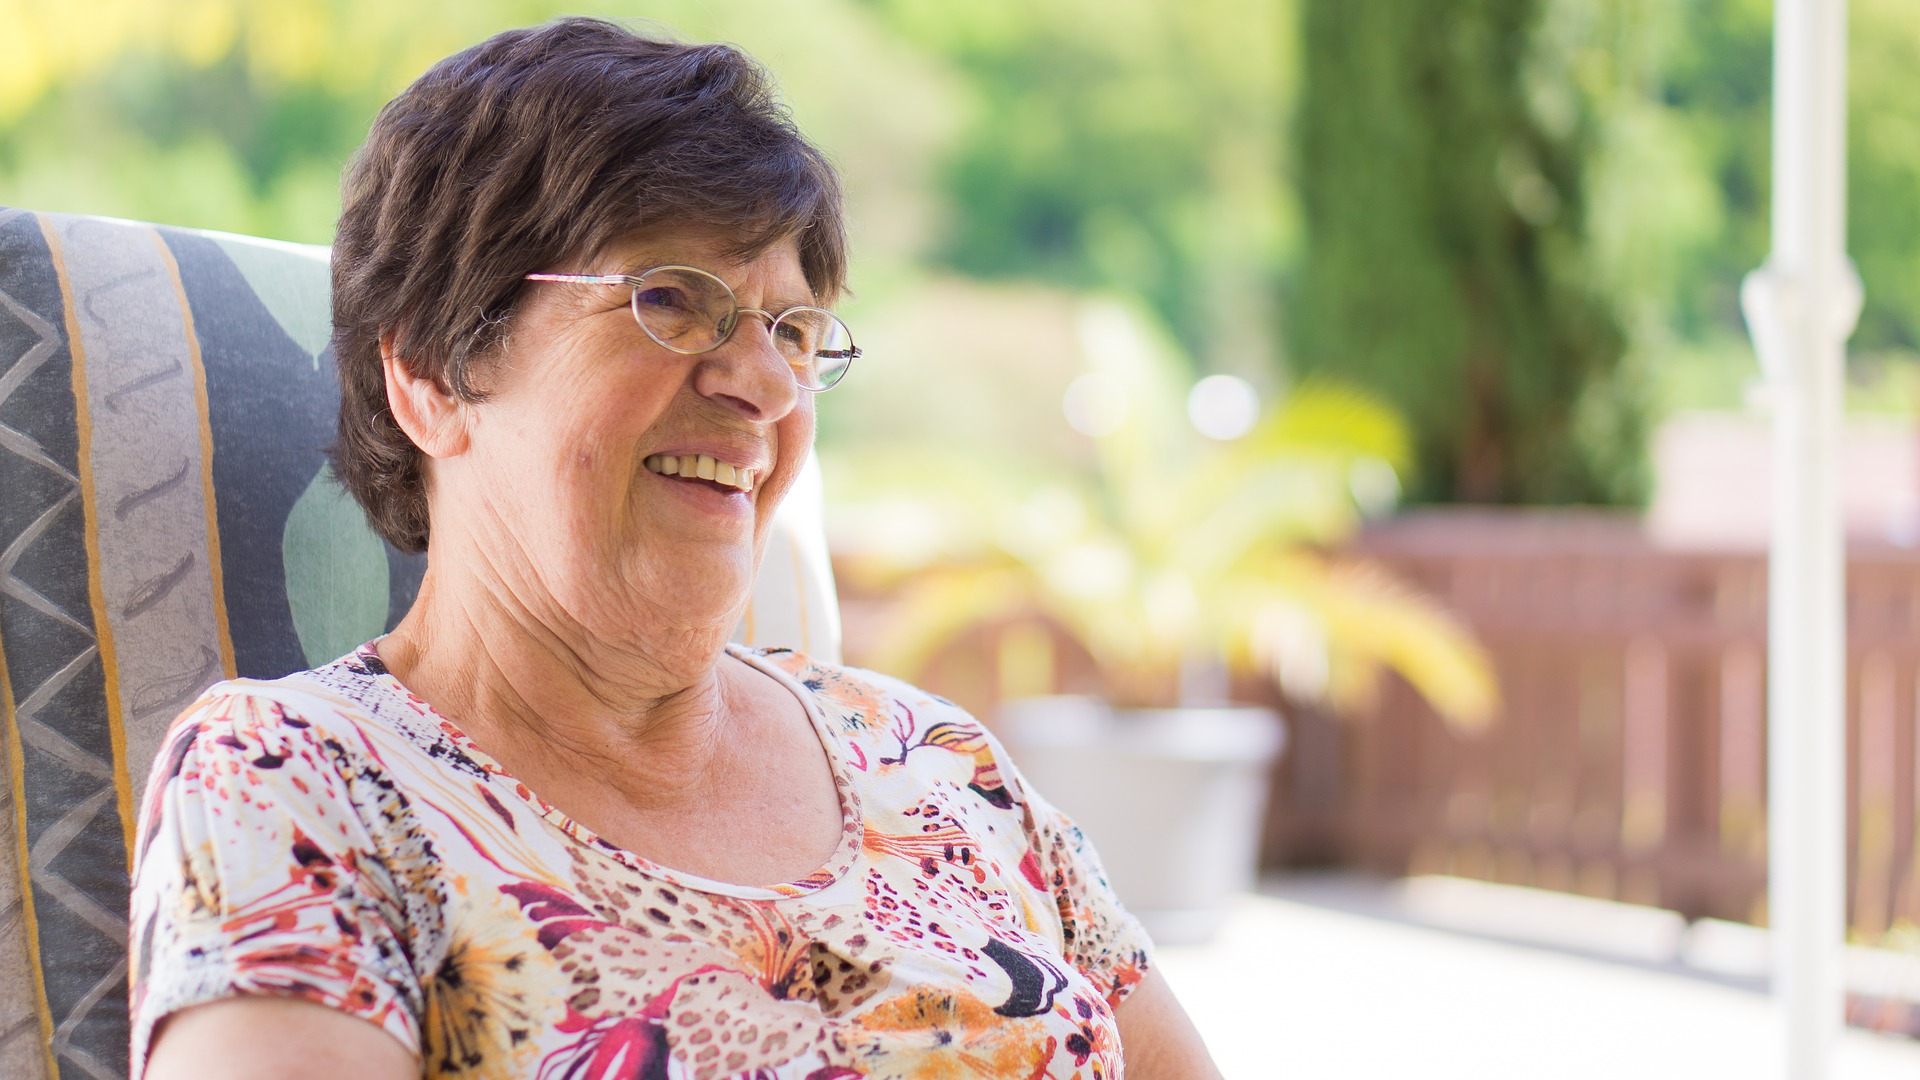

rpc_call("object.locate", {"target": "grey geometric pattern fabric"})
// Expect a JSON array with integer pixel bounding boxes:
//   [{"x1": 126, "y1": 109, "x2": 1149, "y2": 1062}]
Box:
[
  {"x1": 1, "y1": 206, "x2": 119, "y2": 1080},
  {"x1": 0, "y1": 207, "x2": 371, "y2": 1080}
]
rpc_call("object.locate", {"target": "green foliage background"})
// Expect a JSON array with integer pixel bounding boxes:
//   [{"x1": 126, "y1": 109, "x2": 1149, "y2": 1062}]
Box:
[
  {"x1": 1290, "y1": 0, "x2": 1638, "y2": 504},
  {"x1": 5, "y1": 0, "x2": 1918, "y2": 504}
]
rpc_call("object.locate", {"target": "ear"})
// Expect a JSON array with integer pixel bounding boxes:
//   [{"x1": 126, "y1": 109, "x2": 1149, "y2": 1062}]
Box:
[{"x1": 381, "y1": 332, "x2": 471, "y2": 459}]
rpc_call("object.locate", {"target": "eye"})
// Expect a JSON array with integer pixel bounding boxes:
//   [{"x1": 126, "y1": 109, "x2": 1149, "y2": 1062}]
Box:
[
  {"x1": 773, "y1": 319, "x2": 816, "y2": 357},
  {"x1": 634, "y1": 284, "x2": 694, "y2": 312}
]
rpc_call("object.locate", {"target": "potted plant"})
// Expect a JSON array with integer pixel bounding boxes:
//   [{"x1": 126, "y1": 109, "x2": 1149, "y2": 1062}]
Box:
[{"x1": 839, "y1": 299, "x2": 1495, "y2": 942}]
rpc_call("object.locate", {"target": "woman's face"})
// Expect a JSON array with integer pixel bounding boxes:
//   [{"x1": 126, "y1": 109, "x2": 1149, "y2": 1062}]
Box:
[{"x1": 446, "y1": 228, "x2": 817, "y2": 650}]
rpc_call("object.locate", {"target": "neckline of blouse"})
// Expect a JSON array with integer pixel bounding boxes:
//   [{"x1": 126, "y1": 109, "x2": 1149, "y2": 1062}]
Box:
[{"x1": 360, "y1": 639, "x2": 867, "y2": 902}]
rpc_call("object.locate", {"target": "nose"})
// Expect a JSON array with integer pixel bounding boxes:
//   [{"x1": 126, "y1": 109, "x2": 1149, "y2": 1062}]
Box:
[{"x1": 691, "y1": 312, "x2": 802, "y2": 422}]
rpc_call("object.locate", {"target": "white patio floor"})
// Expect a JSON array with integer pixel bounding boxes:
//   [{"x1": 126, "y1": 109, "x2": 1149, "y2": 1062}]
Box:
[{"x1": 1156, "y1": 873, "x2": 1920, "y2": 1079}]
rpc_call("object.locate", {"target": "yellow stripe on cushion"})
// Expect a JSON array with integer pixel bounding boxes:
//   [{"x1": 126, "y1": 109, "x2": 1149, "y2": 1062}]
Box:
[
  {"x1": 40, "y1": 213, "x2": 135, "y2": 882},
  {"x1": 151, "y1": 230, "x2": 237, "y2": 684},
  {"x1": 0, "y1": 603, "x2": 61, "y2": 1080}
]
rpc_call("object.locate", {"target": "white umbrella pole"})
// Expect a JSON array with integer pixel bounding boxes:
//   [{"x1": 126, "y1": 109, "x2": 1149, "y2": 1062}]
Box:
[{"x1": 1738, "y1": 1, "x2": 1860, "y2": 1077}]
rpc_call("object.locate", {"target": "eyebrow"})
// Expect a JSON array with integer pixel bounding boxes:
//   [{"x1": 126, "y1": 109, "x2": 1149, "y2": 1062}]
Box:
[
  {"x1": 609, "y1": 258, "x2": 822, "y2": 310},
  {"x1": 762, "y1": 289, "x2": 824, "y2": 313}
]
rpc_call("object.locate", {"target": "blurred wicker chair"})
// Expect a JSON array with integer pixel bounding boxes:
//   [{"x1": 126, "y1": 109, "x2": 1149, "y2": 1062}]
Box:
[{"x1": 0, "y1": 206, "x2": 840, "y2": 1079}]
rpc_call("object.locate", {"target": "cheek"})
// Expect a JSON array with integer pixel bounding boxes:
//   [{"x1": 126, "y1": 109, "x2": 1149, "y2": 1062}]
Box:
[
  {"x1": 781, "y1": 401, "x2": 817, "y2": 465},
  {"x1": 770, "y1": 409, "x2": 816, "y2": 492},
  {"x1": 546, "y1": 392, "x2": 645, "y2": 474},
  {"x1": 481, "y1": 409, "x2": 621, "y2": 517},
  {"x1": 556, "y1": 436, "x2": 640, "y2": 517},
  {"x1": 754, "y1": 406, "x2": 817, "y2": 526}
]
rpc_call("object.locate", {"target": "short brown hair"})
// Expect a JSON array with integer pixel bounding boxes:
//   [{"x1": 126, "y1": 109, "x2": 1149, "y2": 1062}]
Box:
[{"x1": 330, "y1": 18, "x2": 847, "y2": 553}]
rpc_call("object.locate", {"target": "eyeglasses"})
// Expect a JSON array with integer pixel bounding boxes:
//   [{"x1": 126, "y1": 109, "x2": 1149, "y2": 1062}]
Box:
[{"x1": 524, "y1": 265, "x2": 860, "y2": 392}]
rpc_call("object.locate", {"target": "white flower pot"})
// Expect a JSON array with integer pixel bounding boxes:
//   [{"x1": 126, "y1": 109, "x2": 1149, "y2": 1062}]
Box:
[{"x1": 998, "y1": 696, "x2": 1287, "y2": 945}]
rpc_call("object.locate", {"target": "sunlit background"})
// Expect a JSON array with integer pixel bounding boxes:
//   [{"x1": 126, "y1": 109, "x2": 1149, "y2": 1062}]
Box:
[{"x1": 9, "y1": 0, "x2": 1920, "y2": 1066}]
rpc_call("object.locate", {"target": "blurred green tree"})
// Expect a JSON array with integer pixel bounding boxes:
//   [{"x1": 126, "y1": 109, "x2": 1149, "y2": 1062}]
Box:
[
  {"x1": 1568, "y1": 0, "x2": 1920, "y2": 411},
  {"x1": 0, "y1": 0, "x2": 957, "y2": 263},
  {"x1": 862, "y1": 0, "x2": 1298, "y2": 381},
  {"x1": 0, "y1": 0, "x2": 580, "y2": 243},
  {"x1": 1657, "y1": 0, "x2": 1920, "y2": 357},
  {"x1": 1288, "y1": 0, "x2": 1642, "y2": 505},
  {"x1": 10, "y1": 0, "x2": 1917, "y2": 444},
  {"x1": 1645, "y1": 0, "x2": 1770, "y2": 345},
  {"x1": 1844, "y1": 0, "x2": 1920, "y2": 356}
]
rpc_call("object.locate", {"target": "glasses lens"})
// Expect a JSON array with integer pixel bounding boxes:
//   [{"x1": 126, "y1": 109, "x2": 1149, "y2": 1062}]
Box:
[
  {"x1": 771, "y1": 308, "x2": 857, "y2": 391},
  {"x1": 631, "y1": 267, "x2": 735, "y2": 353}
]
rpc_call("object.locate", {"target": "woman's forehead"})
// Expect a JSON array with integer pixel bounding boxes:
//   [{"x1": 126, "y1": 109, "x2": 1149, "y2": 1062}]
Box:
[{"x1": 605, "y1": 228, "x2": 805, "y2": 282}]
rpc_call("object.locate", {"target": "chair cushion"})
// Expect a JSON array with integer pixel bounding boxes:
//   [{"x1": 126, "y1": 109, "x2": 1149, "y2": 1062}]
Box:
[{"x1": 0, "y1": 206, "x2": 839, "y2": 1078}]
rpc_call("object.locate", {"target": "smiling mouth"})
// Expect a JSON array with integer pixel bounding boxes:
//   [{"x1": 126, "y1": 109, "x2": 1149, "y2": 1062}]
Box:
[{"x1": 644, "y1": 453, "x2": 756, "y2": 493}]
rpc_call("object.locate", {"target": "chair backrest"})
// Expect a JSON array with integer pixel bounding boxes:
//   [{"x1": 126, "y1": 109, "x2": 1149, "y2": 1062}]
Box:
[{"x1": 0, "y1": 207, "x2": 840, "y2": 1079}]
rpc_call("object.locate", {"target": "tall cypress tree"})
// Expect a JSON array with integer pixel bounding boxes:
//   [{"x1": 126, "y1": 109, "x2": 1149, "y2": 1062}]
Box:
[{"x1": 1289, "y1": 0, "x2": 1643, "y2": 504}]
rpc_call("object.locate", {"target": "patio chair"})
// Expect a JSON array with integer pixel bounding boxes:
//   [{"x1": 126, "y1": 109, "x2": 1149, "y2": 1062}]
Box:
[{"x1": 0, "y1": 206, "x2": 841, "y2": 1079}]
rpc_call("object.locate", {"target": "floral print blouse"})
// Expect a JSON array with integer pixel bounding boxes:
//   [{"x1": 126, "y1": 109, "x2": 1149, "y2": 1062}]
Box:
[{"x1": 129, "y1": 643, "x2": 1151, "y2": 1079}]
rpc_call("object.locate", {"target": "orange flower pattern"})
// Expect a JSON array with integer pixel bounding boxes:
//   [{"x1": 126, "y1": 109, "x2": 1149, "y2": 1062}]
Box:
[{"x1": 130, "y1": 644, "x2": 1149, "y2": 1079}]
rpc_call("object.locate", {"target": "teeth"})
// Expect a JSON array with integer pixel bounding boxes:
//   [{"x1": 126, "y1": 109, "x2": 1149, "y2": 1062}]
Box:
[{"x1": 644, "y1": 453, "x2": 755, "y2": 492}]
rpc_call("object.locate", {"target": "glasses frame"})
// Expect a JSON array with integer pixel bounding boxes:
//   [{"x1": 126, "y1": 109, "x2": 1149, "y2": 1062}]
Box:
[{"x1": 524, "y1": 265, "x2": 861, "y2": 392}]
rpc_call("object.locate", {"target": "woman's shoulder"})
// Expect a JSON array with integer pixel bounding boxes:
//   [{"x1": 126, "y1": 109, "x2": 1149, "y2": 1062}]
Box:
[
  {"x1": 147, "y1": 643, "x2": 463, "y2": 807},
  {"x1": 164, "y1": 648, "x2": 396, "y2": 748},
  {"x1": 131, "y1": 650, "x2": 450, "y2": 1070}
]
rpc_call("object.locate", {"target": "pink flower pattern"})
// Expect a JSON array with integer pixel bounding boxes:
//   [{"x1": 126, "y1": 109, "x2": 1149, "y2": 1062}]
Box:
[{"x1": 130, "y1": 644, "x2": 1149, "y2": 1079}]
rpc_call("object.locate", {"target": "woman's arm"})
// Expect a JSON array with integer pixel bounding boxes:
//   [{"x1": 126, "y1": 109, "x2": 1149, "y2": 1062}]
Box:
[
  {"x1": 146, "y1": 971, "x2": 1208, "y2": 1080},
  {"x1": 1114, "y1": 967, "x2": 1225, "y2": 1080},
  {"x1": 144, "y1": 997, "x2": 416, "y2": 1080},
  {"x1": 131, "y1": 692, "x2": 428, "y2": 1079}
]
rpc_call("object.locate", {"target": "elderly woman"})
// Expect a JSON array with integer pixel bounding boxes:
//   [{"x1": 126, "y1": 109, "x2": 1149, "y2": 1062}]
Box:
[{"x1": 128, "y1": 18, "x2": 1216, "y2": 1080}]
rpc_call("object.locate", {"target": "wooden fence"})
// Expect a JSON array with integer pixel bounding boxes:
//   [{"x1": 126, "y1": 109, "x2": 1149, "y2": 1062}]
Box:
[
  {"x1": 837, "y1": 507, "x2": 1920, "y2": 939},
  {"x1": 1263, "y1": 509, "x2": 1920, "y2": 938}
]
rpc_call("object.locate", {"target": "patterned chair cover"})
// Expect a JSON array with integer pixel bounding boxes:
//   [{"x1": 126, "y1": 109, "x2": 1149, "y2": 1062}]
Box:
[{"x1": 0, "y1": 207, "x2": 841, "y2": 1079}]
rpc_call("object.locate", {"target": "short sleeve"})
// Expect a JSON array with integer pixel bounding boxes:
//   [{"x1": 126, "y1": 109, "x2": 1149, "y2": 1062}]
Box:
[
  {"x1": 1021, "y1": 783, "x2": 1154, "y2": 1009},
  {"x1": 129, "y1": 688, "x2": 427, "y2": 1077},
  {"x1": 770, "y1": 653, "x2": 1155, "y2": 1010}
]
